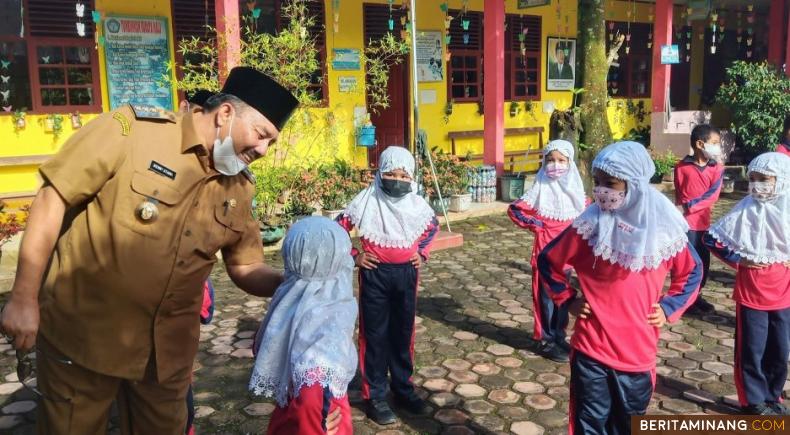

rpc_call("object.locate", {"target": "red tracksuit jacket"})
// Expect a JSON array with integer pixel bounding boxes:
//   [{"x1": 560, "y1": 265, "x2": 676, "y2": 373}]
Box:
[
  {"x1": 674, "y1": 157, "x2": 724, "y2": 231},
  {"x1": 538, "y1": 229, "x2": 703, "y2": 372}
]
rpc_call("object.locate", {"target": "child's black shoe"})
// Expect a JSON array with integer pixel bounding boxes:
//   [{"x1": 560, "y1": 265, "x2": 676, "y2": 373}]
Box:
[
  {"x1": 394, "y1": 394, "x2": 432, "y2": 415},
  {"x1": 742, "y1": 404, "x2": 778, "y2": 415},
  {"x1": 540, "y1": 342, "x2": 570, "y2": 363},
  {"x1": 367, "y1": 399, "x2": 397, "y2": 425},
  {"x1": 768, "y1": 402, "x2": 790, "y2": 415}
]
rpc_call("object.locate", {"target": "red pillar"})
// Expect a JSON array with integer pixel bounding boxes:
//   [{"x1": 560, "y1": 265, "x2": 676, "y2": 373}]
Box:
[
  {"x1": 483, "y1": 0, "x2": 505, "y2": 175},
  {"x1": 215, "y1": 0, "x2": 241, "y2": 85},
  {"x1": 767, "y1": 0, "x2": 786, "y2": 67},
  {"x1": 786, "y1": 0, "x2": 790, "y2": 77},
  {"x1": 651, "y1": 0, "x2": 673, "y2": 113}
]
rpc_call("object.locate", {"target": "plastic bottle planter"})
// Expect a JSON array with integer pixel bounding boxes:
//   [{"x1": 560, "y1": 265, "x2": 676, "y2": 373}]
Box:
[{"x1": 356, "y1": 125, "x2": 376, "y2": 147}]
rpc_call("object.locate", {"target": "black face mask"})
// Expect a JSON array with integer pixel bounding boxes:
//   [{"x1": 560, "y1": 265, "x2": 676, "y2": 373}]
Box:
[{"x1": 380, "y1": 178, "x2": 412, "y2": 198}]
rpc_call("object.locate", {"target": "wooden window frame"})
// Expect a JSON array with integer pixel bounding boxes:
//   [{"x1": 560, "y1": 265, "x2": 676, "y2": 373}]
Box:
[
  {"x1": 505, "y1": 14, "x2": 541, "y2": 102},
  {"x1": 28, "y1": 37, "x2": 102, "y2": 114},
  {"x1": 607, "y1": 21, "x2": 652, "y2": 99},
  {"x1": 448, "y1": 50, "x2": 483, "y2": 102},
  {"x1": 0, "y1": 0, "x2": 102, "y2": 115},
  {"x1": 446, "y1": 10, "x2": 483, "y2": 103}
]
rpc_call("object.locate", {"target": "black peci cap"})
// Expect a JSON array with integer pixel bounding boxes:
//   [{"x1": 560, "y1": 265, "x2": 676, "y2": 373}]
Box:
[
  {"x1": 221, "y1": 66, "x2": 299, "y2": 131},
  {"x1": 185, "y1": 89, "x2": 214, "y2": 107}
]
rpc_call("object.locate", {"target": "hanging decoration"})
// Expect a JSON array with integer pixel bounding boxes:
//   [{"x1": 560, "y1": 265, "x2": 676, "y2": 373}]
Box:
[
  {"x1": 92, "y1": 10, "x2": 103, "y2": 49},
  {"x1": 736, "y1": 11, "x2": 743, "y2": 44},
  {"x1": 71, "y1": 112, "x2": 83, "y2": 129},
  {"x1": 746, "y1": 4, "x2": 754, "y2": 58},
  {"x1": 710, "y1": 10, "x2": 718, "y2": 54},
  {"x1": 332, "y1": 0, "x2": 340, "y2": 33},
  {"x1": 75, "y1": 2, "x2": 86, "y2": 37},
  {"x1": 440, "y1": 2, "x2": 451, "y2": 61}
]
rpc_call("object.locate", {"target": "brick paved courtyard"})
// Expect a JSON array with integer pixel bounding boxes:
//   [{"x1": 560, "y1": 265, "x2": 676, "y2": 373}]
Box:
[{"x1": 1, "y1": 192, "x2": 787, "y2": 434}]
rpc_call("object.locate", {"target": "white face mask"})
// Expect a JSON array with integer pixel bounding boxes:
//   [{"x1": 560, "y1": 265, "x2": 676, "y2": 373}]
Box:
[
  {"x1": 702, "y1": 143, "x2": 722, "y2": 161},
  {"x1": 212, "y1": 114, "x2": 247, "y2": 176},
  {"x1": 750, "y1": 181, "x2": 776, "y2": 202}
]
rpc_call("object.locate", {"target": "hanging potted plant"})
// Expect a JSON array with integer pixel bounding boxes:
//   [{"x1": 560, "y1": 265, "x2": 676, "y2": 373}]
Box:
[
  {"x1": 509, "y1": 100, "x2": 521, "y2": 118},
  {"x1": 355, "y1": 114, "x2": 376, "y2": 147},
  {"x1": 12, "y1": 109, "x2": 26, "y2": 131},
  {"x1": 443, "y1": 99, "x2": 453, "y2": 124}
]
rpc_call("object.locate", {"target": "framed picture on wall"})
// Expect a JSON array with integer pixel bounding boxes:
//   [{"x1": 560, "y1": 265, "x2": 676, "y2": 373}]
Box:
[{"x1": 546, "y1": 37, "x2": 576, "y2": 91}]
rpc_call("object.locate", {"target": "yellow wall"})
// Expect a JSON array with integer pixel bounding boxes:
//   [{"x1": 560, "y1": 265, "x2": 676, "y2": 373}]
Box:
[{"x1": 1, "y1": 0, "x2": 656, "y2": 197}]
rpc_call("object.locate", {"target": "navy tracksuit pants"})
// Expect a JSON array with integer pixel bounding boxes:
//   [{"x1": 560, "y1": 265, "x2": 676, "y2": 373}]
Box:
[
  {"x1": 688, "y1": 230, "x2": 710, "y2": 288},
  {"x1": 539, "y1": 283, "x2": 569, "y2": 345},
  {"x1": 570, "y1": 352, "x2": 653, "y2": 435},
  {"x1": 735, "y1": 304, "x2": 790, "y2": 407},
  {"x1": 359, "y1": 263, "x2": 418, "y2": 401}
]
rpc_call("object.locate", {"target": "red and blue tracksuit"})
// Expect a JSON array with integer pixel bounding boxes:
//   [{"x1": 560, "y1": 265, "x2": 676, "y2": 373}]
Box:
[
  {"x1": 265, "y1": 381, "x2": 353, "y2": 435},
  {"x1": 186, "y1": 280, "x2": 215, "y2": 435},
  {"x1": 507, "y1": 199, "x2": 579, "y2": 345},
  {"x1": 674, "y1": 157, "x2": 724, "y2": 289},
  {"x1": 703, "y1": 234, "x2": 790, "y2": 408},
  {"x1": 538, "y1": 229, "x2": 702, "y2": 434},
  {"x1": 336, "y1": 215, "x2": 439, "y2": 401}
]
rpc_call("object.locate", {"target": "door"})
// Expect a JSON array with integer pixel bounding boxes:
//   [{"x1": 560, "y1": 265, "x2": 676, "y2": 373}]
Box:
[{"x1": 363, "y1": 3, "x2": 410, "y2": 168}]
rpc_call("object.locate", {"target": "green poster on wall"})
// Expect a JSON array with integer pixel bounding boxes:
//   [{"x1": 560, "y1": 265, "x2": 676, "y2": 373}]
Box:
[{"x1": 517, "y1": 0, "x2": 550, "y2": 8}]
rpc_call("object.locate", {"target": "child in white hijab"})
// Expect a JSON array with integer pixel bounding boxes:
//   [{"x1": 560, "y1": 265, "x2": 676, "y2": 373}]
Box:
[
  {"x1": 336, "y1": 146, "x2": 439, "y2": 425},
  {"x1": 704, "y1": 152, "x2": 790, "y2": 416},
  {"x1": 249, "y1": 217, "x2": 357, "y2": 434},
  {"x1": 508, "y1": 139, "x2": 587, "y2": 363},
  {"x1": 538, "y1": 141, "x2": 703, "y2": 433}
]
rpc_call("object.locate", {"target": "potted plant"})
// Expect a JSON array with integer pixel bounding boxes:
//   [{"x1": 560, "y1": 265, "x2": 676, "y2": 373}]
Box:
[
  {"x1": 12, "y1": 109, "x2": 26, "y2": 131},
  {"x1": 509, "y1": 100, "x2": 521, "y2": 118},
  {"x1": 318, "y1": 159, "x2": 363, "y2": 219},
  {"x1": 356, "y1": 114, "x2": 376, "y2": 148},
  {"x1": 250, "y1": 164, "x2": 292, "y2": 244},
  {"x1": 284, "y1": 167, "x2": 320, "y2": 222},
  {"x1": 0, "y1": 201, "x2": 27, "y2": 265},
  {"x1": 420, "y1": 148, "x2": 472, "y2": 214},
  {"x1": 650, "y1": 150, "x2": 678, "y2": 184}
]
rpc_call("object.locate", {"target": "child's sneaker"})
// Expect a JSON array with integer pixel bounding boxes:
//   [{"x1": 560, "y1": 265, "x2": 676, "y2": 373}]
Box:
[
  {"x1": 768, "y1": 402, "x2": 790, "y2": 415},
  {"x1": 540, "y1": 342, "x2": 570, "y2": 363},
  {"x1": 394, "y1": 394, "x2": 432, "y2": 415},
  {"x1": 742, "y1": 404, "x2": 778, "y2": 415},
  {"x1": 367, "y1": 399, "x2": 397, "y2": 425}
]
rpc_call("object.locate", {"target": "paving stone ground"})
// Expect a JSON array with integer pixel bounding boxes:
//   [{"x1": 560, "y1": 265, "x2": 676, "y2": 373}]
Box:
[{"x1": 1, "y1": 192, "x2": 788, "y2": 434}]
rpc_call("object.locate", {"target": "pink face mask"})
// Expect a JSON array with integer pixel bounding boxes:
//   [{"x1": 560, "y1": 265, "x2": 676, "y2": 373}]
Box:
[
  {"x1": 593, "y1": 186, "x2": 626, "y2": 211},
  {"x1": 545, "y1": 162, "x2": 569, "y2": 179}
]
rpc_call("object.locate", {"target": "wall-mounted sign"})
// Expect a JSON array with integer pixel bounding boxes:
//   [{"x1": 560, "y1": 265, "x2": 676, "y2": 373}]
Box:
[
  {"x1": 332, "y1": 49, "x2": 361, "y2": 70},
  {"x1": 103, "y1": 15, "x2": 173, "y2": 110},
  {"x1": 518, "y1": 0, "x2": 551, "y2": 9},
  {"x1": 661, "y1": 44, "x2": 680, "y2": 64},
  {"x1": 416, "y1": 31, "x2": 443, "y2": 83},
  {"x1": 338, "y1": 76, "x2": 358, "y2": 93}
]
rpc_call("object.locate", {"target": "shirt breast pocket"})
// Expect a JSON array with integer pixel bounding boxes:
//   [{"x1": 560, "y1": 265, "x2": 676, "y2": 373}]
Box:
[
  {"x1": 116, "y1": 172, "x2": 184, "y2": 239},
  {"x1": 196, "y1": 203, "x2": 244, "y2": 258}
]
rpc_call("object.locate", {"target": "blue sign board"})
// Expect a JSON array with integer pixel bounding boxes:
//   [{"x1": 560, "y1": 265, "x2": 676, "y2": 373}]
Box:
[
  {"x1": 332, "y1": 49, "x2": 361, "y2": 70},
  {"x1": 104, "y1": 15, "x2": 174, "y2": 111},
  {"x1": 661, "y1": 44, "x2": 680, "y2": 65}
]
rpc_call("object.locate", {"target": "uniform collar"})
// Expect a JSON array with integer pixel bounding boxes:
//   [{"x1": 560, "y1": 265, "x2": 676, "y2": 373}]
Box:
[
  {"x1": 180, "y1": 112, "x2": 207, "y2": 154},
  {"x1": 682, "y1": 155, "x2": 716, "y2": 167}
]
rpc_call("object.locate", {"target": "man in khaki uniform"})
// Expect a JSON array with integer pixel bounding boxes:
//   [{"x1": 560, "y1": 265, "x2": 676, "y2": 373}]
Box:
[{"x1": 0, "y1": 67, "x2": 339, "y2": 434}]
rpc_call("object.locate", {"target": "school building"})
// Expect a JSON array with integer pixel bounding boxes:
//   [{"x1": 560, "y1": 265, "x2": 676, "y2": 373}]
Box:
[{"x1": 0, "y1": 0, "x2": 788, "y2": 201}]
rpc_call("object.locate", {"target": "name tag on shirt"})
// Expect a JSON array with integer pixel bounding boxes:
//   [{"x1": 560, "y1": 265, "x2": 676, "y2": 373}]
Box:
[{"x1": 149, "y1": 161, "x2": 176, "y2": 180}]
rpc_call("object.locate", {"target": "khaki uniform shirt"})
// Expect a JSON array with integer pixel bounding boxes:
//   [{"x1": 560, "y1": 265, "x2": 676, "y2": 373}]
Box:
[{"x1": 38, "y1": 105, "x2": 264, "y2": 382}]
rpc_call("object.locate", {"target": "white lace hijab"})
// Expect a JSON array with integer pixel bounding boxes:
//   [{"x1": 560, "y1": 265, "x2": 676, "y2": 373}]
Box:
[
  {"x1": 573, "y1": 141, "x2": 690, "y2": 271},
  {"x1": 520, "y1": 139, "x2": 587, "y2": 221},
  {"x1": 343, "y1": 146, "x2": 435, "y2": 248},
  {"x1": 249, "y1": 217, "x2": 357, "y2": 406},
  {"x1": 708, "y1": 152, "x2": 790, "y2": 264}
]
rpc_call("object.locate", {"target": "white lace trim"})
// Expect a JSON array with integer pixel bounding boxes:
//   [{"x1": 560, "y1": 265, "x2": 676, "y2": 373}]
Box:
[
  {"x1": 523, "y1": 196, "x2": 583, "y2": 221},
  {"x1": 249, "y1": 363, "x2": 352, "y2": 407},
  {"x1": 708, "y1": 228, "x2": 790, "y2": 265},
  {"x1": 573, "y1": 219, "x2": 688, "y2": 271},
  {"x1": 346, "y1": 207, "x2": 435, "y2": 249}
]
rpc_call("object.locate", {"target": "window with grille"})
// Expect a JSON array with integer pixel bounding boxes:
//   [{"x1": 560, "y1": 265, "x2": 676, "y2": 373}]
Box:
[
  {"x1": 446, "y1": 11, "x2": 542, "y2": 103},
  {"x1": 0, "y1": 0, "x2": 101, "y2": 113},
  {"x1": 505, "y1": 14, "x2": 541, "y2": 101},
  {"x1": 238, "y1": 0, "x2": 327, "y2": 104},
  {"x1": 606, "y1": 21, "x2": 652, "y2": 98},
  {"x1": 447, "y1": 10, "x2": 482, "y2": 102}
]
